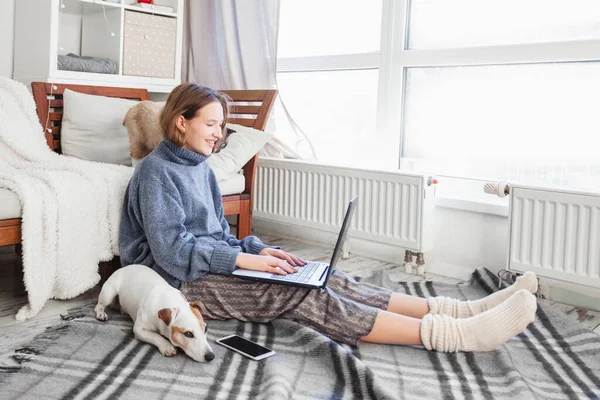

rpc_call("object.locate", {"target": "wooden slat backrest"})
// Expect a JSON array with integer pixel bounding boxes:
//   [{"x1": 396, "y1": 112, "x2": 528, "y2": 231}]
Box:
[
  {"x1": 221, "y1": 90, "x2": 277, "y2": 130},
  {"x1": 31, "y1": 82, "x2": 150, "y2": 153},
  {"x1": 220, "y1": 90, "x2": 278, "y2": 196}
]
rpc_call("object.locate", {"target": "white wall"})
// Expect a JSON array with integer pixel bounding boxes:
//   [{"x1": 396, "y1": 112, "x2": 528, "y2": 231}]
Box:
[
  {"x1": 0, "y1": 0, "x2": 16, "y2": 78},
  {"x1": 428, "y1": 207, "x2": 508, "y2": 278},
  {"x1": 58, "y1": 12, "x2": 82, "y2": 56}
]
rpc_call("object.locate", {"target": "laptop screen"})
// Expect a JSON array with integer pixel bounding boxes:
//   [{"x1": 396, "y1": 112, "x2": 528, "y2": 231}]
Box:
[{"x1": 321, "y1": 197, "x2": 358, "y2": 288}]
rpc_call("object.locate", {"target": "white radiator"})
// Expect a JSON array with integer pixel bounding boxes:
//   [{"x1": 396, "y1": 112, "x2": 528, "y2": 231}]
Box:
[
  {"x1": 508, "y1": 186, "x2": 600, "y2": 288},
  {"x1": 254, "y1": 158, "x2": 436, "y2": 252}
]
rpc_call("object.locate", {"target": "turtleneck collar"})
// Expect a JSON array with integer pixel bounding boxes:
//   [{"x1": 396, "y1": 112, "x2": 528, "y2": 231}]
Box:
[{"x1": 154, "y1": 139, "x2": 209, "y2": 166}]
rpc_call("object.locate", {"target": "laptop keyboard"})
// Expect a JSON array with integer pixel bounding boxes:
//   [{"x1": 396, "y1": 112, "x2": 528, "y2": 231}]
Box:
[{"x1": 270, "y1": 261, "x2": 321, "y2": 282}]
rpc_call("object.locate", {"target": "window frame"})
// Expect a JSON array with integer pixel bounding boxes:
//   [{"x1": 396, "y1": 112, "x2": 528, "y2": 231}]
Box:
[{"x1": 276, "y1": 0, "x2": 600, "y2": 214}]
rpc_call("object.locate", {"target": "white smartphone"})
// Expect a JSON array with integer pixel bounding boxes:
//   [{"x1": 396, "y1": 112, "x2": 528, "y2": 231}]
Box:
[{"x1": 216, "y1": 335, "x2": 276, "y2": 361}]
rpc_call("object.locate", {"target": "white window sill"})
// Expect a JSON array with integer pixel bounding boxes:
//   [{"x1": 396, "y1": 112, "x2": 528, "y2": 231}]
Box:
[{"x1": 434, "y1": 196, "x2": 509, "y2": 217}]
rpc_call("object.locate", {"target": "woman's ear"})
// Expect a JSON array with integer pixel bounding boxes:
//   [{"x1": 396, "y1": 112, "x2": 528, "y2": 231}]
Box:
[{"x1": 175, "y1": 115, "x2": 186, "y2": 133}]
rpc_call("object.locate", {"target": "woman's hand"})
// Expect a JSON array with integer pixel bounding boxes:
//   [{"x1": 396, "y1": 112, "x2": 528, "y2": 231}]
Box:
[
  {"x1": 235, "y1": 253, "x2": 298, "y2": 275},
  {"x1": 259, "y1": 248, "x2": 306, "y2": 267}
]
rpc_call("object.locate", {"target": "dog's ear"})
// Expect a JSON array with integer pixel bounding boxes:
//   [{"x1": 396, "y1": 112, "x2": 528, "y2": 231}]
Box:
[
  {"x1": 158, "y1": 307, "x2": 179, "y2": 326},
  {"x1": 189, "y1": 300, "x2": 208, "y2": 315}
]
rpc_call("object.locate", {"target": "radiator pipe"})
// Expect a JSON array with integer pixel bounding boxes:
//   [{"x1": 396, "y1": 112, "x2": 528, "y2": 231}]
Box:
[
  {"x1": 404, "y1": 250, "x2": 425, "y2": 276},
  {"x1": 403, "y1": 250, "x2": 413, "y2": 274}
]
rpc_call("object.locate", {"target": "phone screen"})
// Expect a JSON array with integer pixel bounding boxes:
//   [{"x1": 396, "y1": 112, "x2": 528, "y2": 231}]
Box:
[{"x1": 218, "y1": 335, "x2": 273, "y2": 357}]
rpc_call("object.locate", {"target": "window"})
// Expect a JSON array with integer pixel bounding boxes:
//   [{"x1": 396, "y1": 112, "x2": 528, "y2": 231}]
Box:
[
  {"x1": 276, "y1": 0, "x2": 384, "y2": 169},
  {"x1": 402, "y1": 1, "x2": 600, "y2": 196},
  {"x1": 407, "y1": 0, "x2": 600, "y2": 49},
  {"x1": 403, "y1": 62, "x2": 600, "y2": 191},
  {"x1": 277, "y1": 1, "x2": 600, "y2": 200},
  {"x1": 278, "y1": 0, "x2": 381, "y2": 57},
  {"x1": 277, "y1": 70, "x2": 379, "y2": 168}
]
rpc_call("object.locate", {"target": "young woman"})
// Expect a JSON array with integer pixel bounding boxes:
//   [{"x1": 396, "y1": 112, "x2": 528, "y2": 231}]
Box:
[{"x1": 119, "y1": 83, "x2": 538, "y2": 352}]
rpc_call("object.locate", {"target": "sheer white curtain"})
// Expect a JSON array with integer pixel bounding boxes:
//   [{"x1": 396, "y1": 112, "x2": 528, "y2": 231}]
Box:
[
  {"x1": 183, "y1": 0, "x2": 277, "y2": 89},
  {"x1": 182, "y1": 0, "x2": 311, "y2": 158}
]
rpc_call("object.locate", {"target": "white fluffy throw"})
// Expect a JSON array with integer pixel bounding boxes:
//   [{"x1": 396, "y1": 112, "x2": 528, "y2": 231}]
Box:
[{"x1": 0, "y1": 78, "x2": 133, "y2": 320}]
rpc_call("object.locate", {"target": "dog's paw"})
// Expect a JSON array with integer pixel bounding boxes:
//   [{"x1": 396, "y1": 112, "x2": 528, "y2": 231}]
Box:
[
  {"x1": 160, "y1": 344, "x2": 177, "y2": 357},
  {"x1": 95, "y1": 311, "x2": 108, "y2": 321},
  {"x1": 94, "y1": 306, "x2": 108, "y2": 321}
]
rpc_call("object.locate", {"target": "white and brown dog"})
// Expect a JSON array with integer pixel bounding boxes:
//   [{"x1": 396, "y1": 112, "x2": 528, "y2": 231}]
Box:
[{"x1": 94, "y1": 264, "x2": 215, "y2": 363}]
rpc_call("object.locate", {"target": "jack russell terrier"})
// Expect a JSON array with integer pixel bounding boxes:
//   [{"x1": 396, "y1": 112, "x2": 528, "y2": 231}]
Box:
[{"x1": 95, "y1": 264, "x2": 215, "y2": 363}]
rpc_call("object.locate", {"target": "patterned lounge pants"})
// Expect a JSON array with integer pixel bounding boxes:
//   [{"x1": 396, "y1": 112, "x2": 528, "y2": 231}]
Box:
[{"x1": 180, "y1": 269, "x2": 392, "y2": 346}]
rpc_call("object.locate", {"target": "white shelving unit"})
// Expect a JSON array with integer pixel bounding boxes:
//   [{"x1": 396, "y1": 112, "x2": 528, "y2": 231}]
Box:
[{"x1": 14, "y1": 0, "x2": 184, "y2": 93}]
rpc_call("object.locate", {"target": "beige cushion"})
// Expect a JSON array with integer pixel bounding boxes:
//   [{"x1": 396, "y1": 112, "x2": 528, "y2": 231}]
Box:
[
  {"x1": 61, "y1": 89, "x2": 138, "y2": 166},
  {"x1": 0, "y1": 188, "x2": 22, "y2": 219},
  {"x1": 206, "y1": 122, "x2": 272, "y2": 181},
  {"x1": 218, "y1": 173, "x2": 246, "y2": 196}
]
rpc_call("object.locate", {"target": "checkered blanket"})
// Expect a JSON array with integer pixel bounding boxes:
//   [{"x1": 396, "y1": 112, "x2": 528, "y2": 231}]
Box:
[{"x1": 2, "y1": 268, "x2": 599, "y2": 399}]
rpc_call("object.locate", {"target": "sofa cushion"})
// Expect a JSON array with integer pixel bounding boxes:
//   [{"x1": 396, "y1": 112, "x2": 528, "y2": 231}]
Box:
[
  {"x1": 206, "y1": 123, "x2": 272, "y2": 182},
  {"x1": 61, "y1": 89, "x2": 138, "y2": 166},
  {"x1": 219, "y1": 173, "x2": 246, "y2": 196},
  {"x1": 0, "y1": 188, "x2": 22, "y2": 219}
]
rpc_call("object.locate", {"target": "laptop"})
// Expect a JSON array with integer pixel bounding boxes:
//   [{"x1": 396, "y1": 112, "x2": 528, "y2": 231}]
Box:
[{"x1": 232, "y1": 197, "x2": 358, "y2": 289}]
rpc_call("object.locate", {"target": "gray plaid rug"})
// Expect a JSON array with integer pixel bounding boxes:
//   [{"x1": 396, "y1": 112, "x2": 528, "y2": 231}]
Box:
[{"x1": 2, "y1": 268, "x2": 599, "y2": 399}]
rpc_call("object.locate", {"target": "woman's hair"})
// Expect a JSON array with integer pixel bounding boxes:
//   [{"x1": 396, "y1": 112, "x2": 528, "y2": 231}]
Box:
[{"x1": 159, "y1": 83, "x2": 232, "y2": 151}]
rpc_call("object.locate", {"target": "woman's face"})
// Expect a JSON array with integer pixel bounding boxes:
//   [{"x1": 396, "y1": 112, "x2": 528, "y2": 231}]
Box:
[{"x1": 180, "y1": 101, "x2": 224, "y2": 156}]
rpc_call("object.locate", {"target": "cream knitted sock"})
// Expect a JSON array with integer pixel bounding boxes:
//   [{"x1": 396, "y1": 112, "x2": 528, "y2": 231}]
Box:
[
  {"x1": 427, "y1": 271, "x2": 538, "y2": 318},
  {"x1": 420, "y1": 289, "x2": 537, "y2": 352}
]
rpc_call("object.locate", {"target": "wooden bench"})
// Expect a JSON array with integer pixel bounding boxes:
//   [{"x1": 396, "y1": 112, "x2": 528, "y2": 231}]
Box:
[{"x1": 0, "y1": 82, "x2": 277, "y2": 249}]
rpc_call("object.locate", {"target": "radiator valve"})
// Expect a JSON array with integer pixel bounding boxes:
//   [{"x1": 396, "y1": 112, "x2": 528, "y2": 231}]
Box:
[
  {"x1": 483, "y1": 181, "x2": 510, "y2": 197},
  {"x1": 427, "y1": 176, "x2": 439, "y2": 186}
]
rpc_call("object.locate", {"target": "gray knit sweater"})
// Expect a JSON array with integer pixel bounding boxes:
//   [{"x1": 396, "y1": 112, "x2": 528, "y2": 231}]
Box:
[{"x1": 119, "y1": 139, "x2": 269, "y2": 287}]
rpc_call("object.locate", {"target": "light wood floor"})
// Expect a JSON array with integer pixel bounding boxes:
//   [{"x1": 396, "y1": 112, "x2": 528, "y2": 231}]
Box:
[{"x1": 1, "y1": 233, "x2": 598, "y2": 357}]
